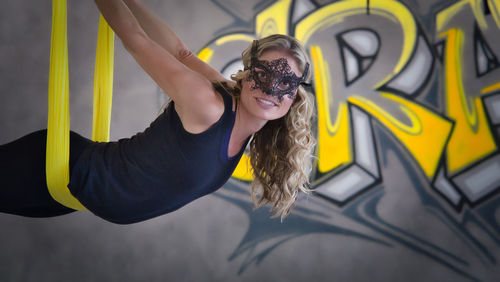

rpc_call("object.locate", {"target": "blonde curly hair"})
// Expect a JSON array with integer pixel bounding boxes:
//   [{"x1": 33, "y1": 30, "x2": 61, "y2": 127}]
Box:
[{"x1": 220, "y1": 34, "x2": 316, "y2": 220}]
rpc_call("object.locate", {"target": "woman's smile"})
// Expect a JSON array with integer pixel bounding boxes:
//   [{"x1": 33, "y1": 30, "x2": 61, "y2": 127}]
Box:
[{"x1": 255, "y1": 97, "x2": 278, "y2": 109}]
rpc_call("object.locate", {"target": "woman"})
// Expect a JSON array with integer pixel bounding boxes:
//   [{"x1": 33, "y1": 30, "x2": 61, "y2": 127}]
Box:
[{"x1": 0, "y1": 0, "x2": 315, "y2": 224}]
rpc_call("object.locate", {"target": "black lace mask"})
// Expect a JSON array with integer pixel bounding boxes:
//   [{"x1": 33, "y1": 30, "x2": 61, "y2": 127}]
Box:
[{"x1": 245, "y1": 41, "x2": 309, "y2": 102}]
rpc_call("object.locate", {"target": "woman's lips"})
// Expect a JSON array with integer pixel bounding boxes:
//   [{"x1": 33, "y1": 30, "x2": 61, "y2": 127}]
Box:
[{"x1": 255, "y1": 97, "x2": 277, "y2": 109}]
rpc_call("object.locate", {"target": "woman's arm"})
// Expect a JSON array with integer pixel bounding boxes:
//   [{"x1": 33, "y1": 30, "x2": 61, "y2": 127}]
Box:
[
  {"x1": 123, "y1": 0, "x2": 230, "y2": 83},
  {"x1": 94, "y1": 0, "x2": 224, "y2": 132}
]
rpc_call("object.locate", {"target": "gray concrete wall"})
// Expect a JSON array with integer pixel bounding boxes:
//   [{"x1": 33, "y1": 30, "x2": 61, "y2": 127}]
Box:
[{"x1": 1, "y1": 0, "x2": 499, "y2": 281}]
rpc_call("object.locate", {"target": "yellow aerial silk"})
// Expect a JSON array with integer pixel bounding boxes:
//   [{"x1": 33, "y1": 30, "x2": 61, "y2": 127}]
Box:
[{"x1": 46, "y1": 0, "x2": 114, "y2": 210}]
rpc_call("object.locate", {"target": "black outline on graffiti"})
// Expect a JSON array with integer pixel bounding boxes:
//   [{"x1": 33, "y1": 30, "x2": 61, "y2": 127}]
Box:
[
  {"x1": 434, "y1": 40, "x2": 445, "y2": 63},
  {"x1": 473, "y1": 22, "x2": 500, "y2": 78},
  {"x1": 378, "y1": 30, "x2": 437, "y2": 98},
  {"x1": 482, "y1": 90, "x2": 500, "y2": 144},
  {"x1": 312, "y1": 104, "x2": 383, "y2": 207},
  {"x1": 336, "y1": 28, "x2": 380, "y2": 87},
  {"x1": 438, "y1": 91, "x2": 500, "y2": 210}
]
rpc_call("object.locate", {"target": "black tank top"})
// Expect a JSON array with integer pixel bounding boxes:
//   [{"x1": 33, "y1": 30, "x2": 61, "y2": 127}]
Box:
[{"x1": 68, "y1": 85, "x2": 248, "y2": 224}]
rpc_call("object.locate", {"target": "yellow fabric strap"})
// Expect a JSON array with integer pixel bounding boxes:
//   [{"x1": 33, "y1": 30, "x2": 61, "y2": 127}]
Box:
[
  {"x1": 92, "y1": 15, "x2": 115, "y2": 142},
  {"x1": 46, "y1": 0, "x2": 114, "y2": 210}
]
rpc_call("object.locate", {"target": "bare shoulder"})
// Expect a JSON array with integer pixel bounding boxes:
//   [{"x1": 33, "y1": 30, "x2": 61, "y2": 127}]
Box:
[{"x1": 173, "y1": 78, "x2": 226, "y2": 134}]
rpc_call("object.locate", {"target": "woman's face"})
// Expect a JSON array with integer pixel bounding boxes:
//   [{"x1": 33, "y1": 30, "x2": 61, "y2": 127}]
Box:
[{"x1": 239, "y1": 49, "x2": 303, "y2": 122}]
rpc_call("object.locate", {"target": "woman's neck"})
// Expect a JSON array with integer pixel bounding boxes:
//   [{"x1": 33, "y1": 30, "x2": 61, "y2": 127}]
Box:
[{"x1": 234, "y1": 98, "x2": 267, "y2": 136}]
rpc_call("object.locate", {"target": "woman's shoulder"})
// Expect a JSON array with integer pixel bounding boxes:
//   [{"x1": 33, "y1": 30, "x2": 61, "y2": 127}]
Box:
[{"x1": 172, "y1": 81, "x2": 226, "y2": 134}]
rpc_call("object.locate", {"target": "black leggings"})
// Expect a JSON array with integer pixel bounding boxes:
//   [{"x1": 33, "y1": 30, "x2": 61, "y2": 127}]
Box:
[{"x1": 0, "y1": 130, "x2": 93, "y2": 217}]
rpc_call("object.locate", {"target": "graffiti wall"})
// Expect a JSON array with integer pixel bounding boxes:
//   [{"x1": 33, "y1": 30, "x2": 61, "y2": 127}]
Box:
[
  {"x1": 0, "y1": 0, "x2": 498, "y2": 281},
  {"x1": 200, "y1": 0, "x2": 500, "y2": 280}
]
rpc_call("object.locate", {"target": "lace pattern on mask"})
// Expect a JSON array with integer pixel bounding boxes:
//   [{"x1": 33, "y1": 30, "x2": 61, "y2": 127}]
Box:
[{"x1": 245, "y1": 40, "x2": 309, "y2": 102}]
